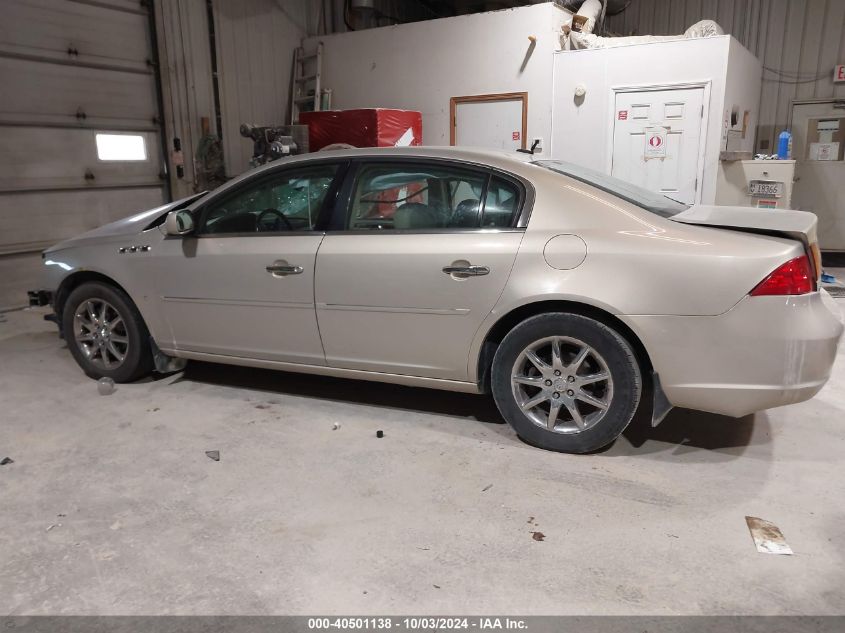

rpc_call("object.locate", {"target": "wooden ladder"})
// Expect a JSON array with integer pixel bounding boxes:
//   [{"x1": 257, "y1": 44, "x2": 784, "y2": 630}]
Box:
[{"x1": 290, "y1": 42, "x2": 323, "y2": 124}]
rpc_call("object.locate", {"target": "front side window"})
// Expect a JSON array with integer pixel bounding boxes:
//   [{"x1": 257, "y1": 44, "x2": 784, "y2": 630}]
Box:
[
  {"x1": 347, "y1": 163, "x2": 490, "y2": 230},
  {"x1": 200, "y1": 163, "x2": 338, "y2": 234}
]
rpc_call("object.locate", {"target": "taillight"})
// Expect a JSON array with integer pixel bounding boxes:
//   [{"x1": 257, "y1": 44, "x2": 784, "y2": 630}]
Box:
[
  {"x1": 809, "y1": 242, "x2": 822, "y2": 281},
  {"x1": 750, "y1": 255, "x2": 815, "y2": 296}
]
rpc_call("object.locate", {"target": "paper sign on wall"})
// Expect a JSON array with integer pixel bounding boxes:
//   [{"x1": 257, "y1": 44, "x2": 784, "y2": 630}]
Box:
[
  {"x1": 809, "y1": 142, "x2": 840, "y2": 161},
  {"x1": 644, "y1": 126, "x2": 668, "y2": 159}
]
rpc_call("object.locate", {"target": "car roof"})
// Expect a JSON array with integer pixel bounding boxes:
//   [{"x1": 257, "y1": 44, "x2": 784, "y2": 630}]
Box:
[
  {"x1": 199, "y1": 146, "x2": 539, "y2": 206},
  {"x1": 304, "y1": 145, "x2": 530, "y2": 163},
  {"x1": 250, "y1": 145, "x2": 532, "y2": 177}
]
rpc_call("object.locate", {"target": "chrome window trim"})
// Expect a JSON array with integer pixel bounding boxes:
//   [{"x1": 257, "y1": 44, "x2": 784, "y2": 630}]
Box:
[
  {"x1": 321, "y1": 228, "x2": 526, "y2": 236},
  {"x1": 190, "y1": 231, "x2": 325, "y2": 239}
]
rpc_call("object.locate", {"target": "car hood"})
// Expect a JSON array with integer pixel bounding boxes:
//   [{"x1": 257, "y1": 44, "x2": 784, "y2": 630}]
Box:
[{"x1": 44, "y1": 192, "x2": 206, "y2": 253}]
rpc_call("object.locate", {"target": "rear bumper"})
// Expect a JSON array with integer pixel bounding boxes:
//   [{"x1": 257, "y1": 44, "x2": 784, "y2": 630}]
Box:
[{"x1": 623, "y1": 290, "x2": 844, "y2": 417}]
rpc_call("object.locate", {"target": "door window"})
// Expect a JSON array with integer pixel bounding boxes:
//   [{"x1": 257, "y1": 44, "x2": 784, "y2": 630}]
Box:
[
  {"x1": 347, "y1": 163, "x2": 490, "y2": 230},
  {"x1": 199, "y1": 163, "x2": 338, "y2": 234}
]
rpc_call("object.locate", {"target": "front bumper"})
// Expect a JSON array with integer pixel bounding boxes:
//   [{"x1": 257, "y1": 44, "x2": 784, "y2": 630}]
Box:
[
  {"x1": 27, "y1": 289, "x2": 61, "y2": 333},
  {"x1": 28, "y1": 289, "x2": 52, "y2": 307},
  {"x1": 623, "y1": 290, "x2": 844, "y2": 417}
]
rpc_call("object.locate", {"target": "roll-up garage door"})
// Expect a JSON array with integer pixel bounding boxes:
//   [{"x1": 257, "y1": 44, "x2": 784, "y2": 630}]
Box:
[{"x1": 0, "y1": 0, "x2": 167, "y2": 309}]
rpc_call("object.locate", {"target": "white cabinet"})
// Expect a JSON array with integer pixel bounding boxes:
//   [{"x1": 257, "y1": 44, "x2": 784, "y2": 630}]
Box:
[{"x1": 715, "y1": 160, "x2": 795, "y2": 209}]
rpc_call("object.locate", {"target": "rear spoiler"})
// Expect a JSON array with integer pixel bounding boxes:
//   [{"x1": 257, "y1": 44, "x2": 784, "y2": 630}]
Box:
[{"x1": 670, "y1": 205, "x2": 821, "y2": 278}]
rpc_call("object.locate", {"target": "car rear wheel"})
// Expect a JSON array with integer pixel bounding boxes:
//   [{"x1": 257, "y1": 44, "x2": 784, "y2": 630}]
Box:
[
  {"x1": 491, "y1": 313, "x2": 642, "y2": 453},
  {"x1": 62, "y1": 282, "x2": 154, "y2": 382}
]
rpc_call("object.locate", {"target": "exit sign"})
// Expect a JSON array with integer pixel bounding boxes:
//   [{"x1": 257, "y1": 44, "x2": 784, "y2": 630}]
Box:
[{"x1": 835, "y1": 64, "x2": 845, "y2": 83}]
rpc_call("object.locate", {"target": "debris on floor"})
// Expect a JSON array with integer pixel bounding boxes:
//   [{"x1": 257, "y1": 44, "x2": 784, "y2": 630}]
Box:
[
  {"x1": 332, "y1": 422, "x2": 340, "y2": 430},
  {"x1": 205, "y1": 450, "x2": 220, "y2": 462},
  {"x1": 482, "y1": 484, "x2": 493, "y2": 492},
  {"x1": 45, "y1": 523, "x2": 62, "y2": 532},
  {"x1": 531, "y1": 531, "x2": 545, "y2": 542},
  {"x1": 0, "y1": 457, "x2": 13, "y2": 466},
  {"x1": 97, "y1": 377, "x2": 115, "y2": 396},
  {"x1": 745, "y1": 516, "x2": 793, "y2": 555},
  {"x1": 376, "y1": 430, "x2": 384, "y2": 438}
]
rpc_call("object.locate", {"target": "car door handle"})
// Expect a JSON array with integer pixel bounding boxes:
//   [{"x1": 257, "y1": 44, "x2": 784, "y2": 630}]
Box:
[
  {"x1": 266, "y1": 263, "x2": 303, "y2": 275},
  {"x1": 442, "y1": 265, "x2": 490, "y2": 277}
]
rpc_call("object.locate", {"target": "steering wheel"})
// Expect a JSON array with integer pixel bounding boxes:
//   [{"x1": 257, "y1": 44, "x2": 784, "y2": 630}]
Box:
[{"x1": 256, "y1": 207, "x2": 294, "y2": 231}]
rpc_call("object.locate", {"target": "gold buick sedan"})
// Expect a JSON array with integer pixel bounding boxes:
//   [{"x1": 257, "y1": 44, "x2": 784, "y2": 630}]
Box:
[{"x1": 30, "y1": 147, "x2": 843, "y2": 453}]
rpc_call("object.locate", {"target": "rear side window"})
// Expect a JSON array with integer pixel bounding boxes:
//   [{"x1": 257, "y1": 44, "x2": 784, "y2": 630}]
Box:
[
  {"x1": 347, "y1": 163, "x2": 487, "y2": 230},
  {"x1": 483, "y1": 177, "x2": 520, "y2": 228},
  {"x1": 345, "y1": 162, "x2": 522, "y2": 230}
]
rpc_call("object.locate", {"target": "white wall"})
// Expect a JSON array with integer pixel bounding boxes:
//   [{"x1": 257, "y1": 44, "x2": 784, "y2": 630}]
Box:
[
  {"x1": 551, "y1": 36, "x2": 758, "y2": 204},
  {"x1": 606, "y1": 0, "x2": 845, "y2": 154},
  {"x1": 305, "y1": 3, "x2": 570, "y2": 150},
  {"x1": 722, "y1": 37, "x2": 763, "y2": 155},
  {"x1": 213, "y1": 0, "x2": 310, "y2": 176},
  {"x1": 155, "y1": 0, "x2": 318, "y2": 182},
  {"x1": 155, "y1": 0, "x2": 218, "y2": 199}
]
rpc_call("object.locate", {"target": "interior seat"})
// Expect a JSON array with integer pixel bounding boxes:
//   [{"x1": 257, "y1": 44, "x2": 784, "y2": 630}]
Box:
[{"x1": 394, "y1": 203, "x2": 441, "y2": 229}]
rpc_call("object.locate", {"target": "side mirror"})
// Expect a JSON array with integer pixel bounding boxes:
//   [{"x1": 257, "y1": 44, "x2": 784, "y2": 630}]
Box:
[{"x1": 164, "y1": 210, "x2": 195, "y2": 236}]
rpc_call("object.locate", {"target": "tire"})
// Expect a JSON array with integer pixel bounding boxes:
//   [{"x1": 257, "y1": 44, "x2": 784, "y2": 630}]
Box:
[
  {"x1": 491, "y1": 312, "x2": 642, "y2": 454},
  {"x1": 62, "y1": 281, "x2": 154, "y2": 382}
]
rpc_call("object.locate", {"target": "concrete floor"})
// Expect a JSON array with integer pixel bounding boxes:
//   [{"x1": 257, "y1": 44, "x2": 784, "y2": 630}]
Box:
[{"x1": 1, "y1": 296, "x2": 845, "y2": 616}]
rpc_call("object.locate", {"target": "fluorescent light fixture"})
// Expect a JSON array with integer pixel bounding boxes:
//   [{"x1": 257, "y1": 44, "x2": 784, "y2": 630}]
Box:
[{"x1": 95, "y1": 133, "x2": 147, "y2": 161}]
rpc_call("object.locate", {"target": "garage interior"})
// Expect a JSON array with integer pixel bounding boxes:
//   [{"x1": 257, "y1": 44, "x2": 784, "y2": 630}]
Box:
[{"x1": 3, "y1": 0, "x2": 845, "y2": 622}]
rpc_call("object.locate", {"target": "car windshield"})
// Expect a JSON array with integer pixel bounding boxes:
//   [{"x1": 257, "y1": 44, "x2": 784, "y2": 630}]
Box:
[{"x1": 533, "y1": 159, "x2": 689, "y2": 218}]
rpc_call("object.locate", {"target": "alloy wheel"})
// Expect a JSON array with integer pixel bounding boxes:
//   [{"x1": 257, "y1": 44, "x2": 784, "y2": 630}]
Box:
[
  {"x1": 510, "y1": 335, "x2": 614, "y2": 434},
  {"x1": 72, "y1": 298, "x2": 130, "y2": 370}
]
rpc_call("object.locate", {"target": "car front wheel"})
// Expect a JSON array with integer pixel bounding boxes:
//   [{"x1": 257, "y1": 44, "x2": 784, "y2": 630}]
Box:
[
  {"x1": 491, "y1": 313, "x2": 642, "y2": 453},
  {"x1": 62, "y1": 281, "x2": 154, "y2": 382}
]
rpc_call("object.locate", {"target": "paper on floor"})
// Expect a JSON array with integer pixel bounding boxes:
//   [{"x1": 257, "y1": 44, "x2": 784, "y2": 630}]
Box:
[{"x1": 746, "y1": 516, "x2": 793, "y2": 555}]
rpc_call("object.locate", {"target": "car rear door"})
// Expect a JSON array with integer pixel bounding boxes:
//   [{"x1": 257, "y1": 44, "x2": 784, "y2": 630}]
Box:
[
  {"x1": 152, "y1": 160, "x2": 346, "y2": 365},
  {"x1": 314, "y1": 158, "x2": 527, "y2": 382}
]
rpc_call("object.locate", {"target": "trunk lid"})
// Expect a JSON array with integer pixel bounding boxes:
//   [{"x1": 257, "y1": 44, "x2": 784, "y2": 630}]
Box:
[{"x1": 670, "y1": 204, "x2": 821, "y2": 279}]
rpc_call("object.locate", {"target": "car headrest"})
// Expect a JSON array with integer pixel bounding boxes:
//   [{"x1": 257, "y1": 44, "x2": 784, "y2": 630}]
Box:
[
  {"x1": 394, "y1": 203, "x2": 440, "y2": 230},
  {"x1": 452, "y1": 198, "x2": 480, "y2": 227}
]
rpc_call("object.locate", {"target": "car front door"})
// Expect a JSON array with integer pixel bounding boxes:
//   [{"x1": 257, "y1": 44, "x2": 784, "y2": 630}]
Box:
[
  {"x1": 153, "y1": 160, "x2": 345, "y2": 365},
  {"x1": 314, "y1": 159, "x2": 527, "y2": 382}
]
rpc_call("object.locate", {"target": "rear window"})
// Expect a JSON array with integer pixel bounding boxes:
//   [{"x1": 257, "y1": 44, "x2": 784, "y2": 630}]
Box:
[{"x1": 533, "y1": 159, "x2": 689, "y2": 219}]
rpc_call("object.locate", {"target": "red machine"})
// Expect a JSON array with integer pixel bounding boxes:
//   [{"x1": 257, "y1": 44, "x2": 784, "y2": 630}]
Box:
[{"x1": 299, "y1": 108, "x2": 422, "y2": 151}]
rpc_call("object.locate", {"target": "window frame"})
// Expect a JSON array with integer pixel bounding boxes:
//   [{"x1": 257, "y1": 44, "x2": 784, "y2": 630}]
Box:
[
  {"x1": 328, "y1": 157, "x2": 531, "y2": 234},
  {"x1": 192, "y1": 159, "x2": 350, "y2": 237}
]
